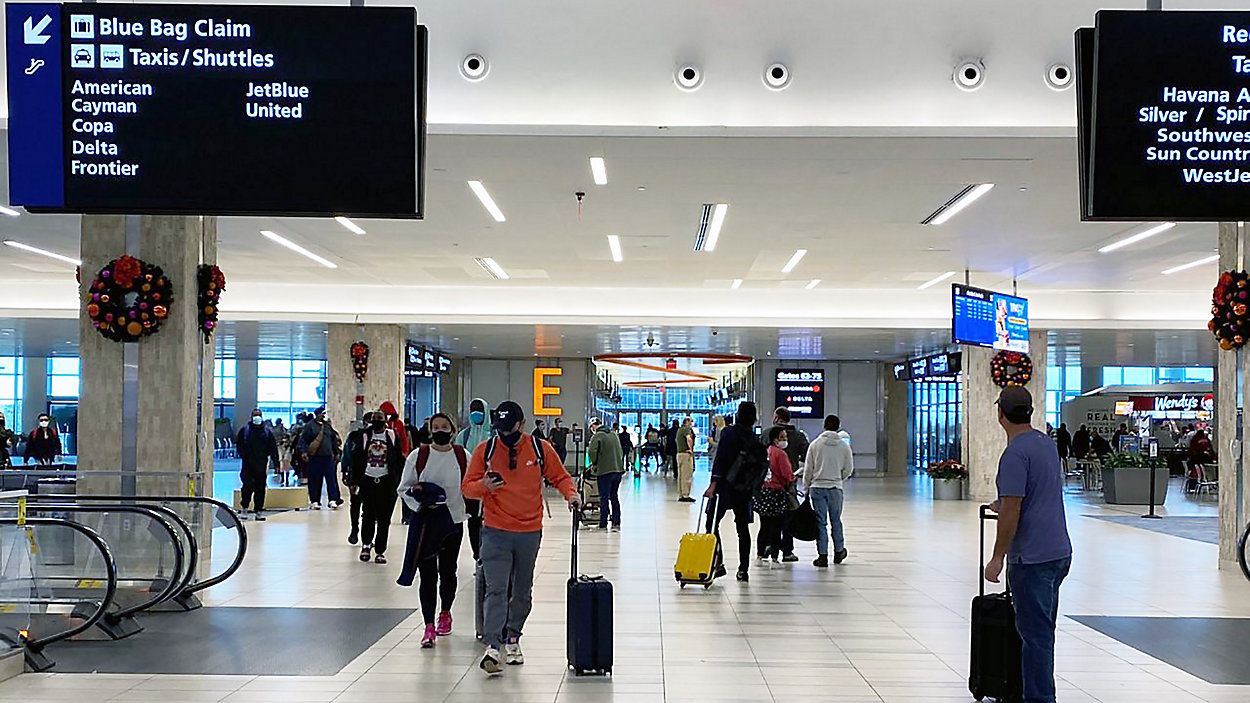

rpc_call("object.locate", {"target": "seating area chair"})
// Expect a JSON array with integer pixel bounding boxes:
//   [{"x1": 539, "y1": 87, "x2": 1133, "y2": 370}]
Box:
[{"x1": 1196, "y1": 463, "x2": 1219, "y2": 497}]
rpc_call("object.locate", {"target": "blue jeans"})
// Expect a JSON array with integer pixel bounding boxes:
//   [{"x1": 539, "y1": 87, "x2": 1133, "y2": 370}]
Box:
[
  {"x1": 1008, "y1": 557, "x2": 1071, "y2": 703},
  {"x1": 597, "y1": 472, "x2": 623, "y2": 527},
  {"x1": 810, "y1": 487, "x2": 845, "y2": 555}
]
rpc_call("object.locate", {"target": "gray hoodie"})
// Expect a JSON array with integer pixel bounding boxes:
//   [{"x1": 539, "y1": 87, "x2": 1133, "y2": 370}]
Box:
[{"x1": 803, "y1": 430, "x2": 854, "y2": 491}]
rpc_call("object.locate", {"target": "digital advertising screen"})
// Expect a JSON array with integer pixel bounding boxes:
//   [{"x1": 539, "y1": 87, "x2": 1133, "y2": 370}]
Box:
[
  {"x1": 952, "y1": 284, "x2": 1029, "y2": 353},
  {"x1": 774, "y1": 369, "x2": 825, "y2": 419},
  {"x1": 6, "y1": 2, "x2": 427, "y2": 217},
  {"x1": 1086, "y1": 10, "x2": 1250, "y2": 220}
]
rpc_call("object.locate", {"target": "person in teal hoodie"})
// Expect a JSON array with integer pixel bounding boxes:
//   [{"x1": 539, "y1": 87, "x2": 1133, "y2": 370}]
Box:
[{"x1": 456, "y1": 397, "x2": 492, "y2": 559}]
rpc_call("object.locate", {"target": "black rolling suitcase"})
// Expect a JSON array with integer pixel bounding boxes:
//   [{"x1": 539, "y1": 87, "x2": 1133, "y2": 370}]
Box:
[
  {"x1": 969, "y1": 505, "x2": 1023, "y2": 703},
  {"x1": 567, "y1": 509, "x2": 613, "y2": 675}
]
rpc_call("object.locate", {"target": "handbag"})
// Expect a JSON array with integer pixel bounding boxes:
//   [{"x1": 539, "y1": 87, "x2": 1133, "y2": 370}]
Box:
[
  {"x1": 785, "y1": 483, "x2": 801, "y2": 512},
  {"x1": 788, "y1": 497, "x2": 819, "y2": 542}
]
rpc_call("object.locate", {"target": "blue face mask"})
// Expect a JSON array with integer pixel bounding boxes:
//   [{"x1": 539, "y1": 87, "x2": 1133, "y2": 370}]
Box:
[{"x1": 470, "y1": 411, "x2": 486, "y2": 425}]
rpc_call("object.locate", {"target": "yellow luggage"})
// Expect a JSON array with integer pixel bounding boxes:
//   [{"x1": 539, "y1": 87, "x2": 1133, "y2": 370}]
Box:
[{"x1": 675, "y1": 497, "x2": 720, "y2": 588}]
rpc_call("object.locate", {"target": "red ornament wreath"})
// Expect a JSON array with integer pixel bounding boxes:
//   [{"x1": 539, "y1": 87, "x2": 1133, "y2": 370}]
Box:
[
  {"x1": 1210, "y1": 270, "x2": 1250, "y2": 351},
  {"x1": 85, "y1": 255, "x2": 173, "y2": 343},
  {"x1": 350, "y1": 341, "x2": 370, "y2": 382},
  {"x1": 197, "y1": 264, "x2": 226, "y2": 343},
  {"x1": 991, "y1": 351, "x2": 1033, "y2": 388}
]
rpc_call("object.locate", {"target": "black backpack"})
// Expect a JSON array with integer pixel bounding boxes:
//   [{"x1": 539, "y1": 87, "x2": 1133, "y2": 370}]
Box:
[{"x1": 724, "y1": 436, "x2": 769, "y2": 495}]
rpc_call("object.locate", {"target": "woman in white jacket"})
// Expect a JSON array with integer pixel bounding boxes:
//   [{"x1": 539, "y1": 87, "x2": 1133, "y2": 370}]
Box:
[{"x1": 803, "y1": 414, "x2": 855, "y2": 567}]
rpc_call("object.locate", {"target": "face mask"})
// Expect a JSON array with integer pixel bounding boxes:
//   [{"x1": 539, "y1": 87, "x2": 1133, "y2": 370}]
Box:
[
  {"x1": 370, "y1": 418, "x2": 386, "y2": 432},
  {"x1": 499, "y1": 429, "x2": 522, "y2": 447},
  {"x1": 252, "y1": 416, "x2": 263, "y2": 426},
  {"x1": 777, "y1": 440, "x2": 789, "y2": 449},
  {"x1": 470, "y1": 411, "x2": 486, "y2": 425},
  {"x1": 431, "y1": 430, "x2": 453, "y2": 446},
  {"x1": 39, "y1": 420, "x2": 50, "y2": 428}
]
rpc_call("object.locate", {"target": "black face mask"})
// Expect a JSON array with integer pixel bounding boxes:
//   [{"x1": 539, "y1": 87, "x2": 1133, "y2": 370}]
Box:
[
  {"x1": 431, "y1": 430, "x2": 453, "y2": 446},
  {"x1": 370, "y1": 421, "x2": 386, "y2": 432},
  {"x1": 499, "y1": 429, "x2": 522, "y2": 447}
]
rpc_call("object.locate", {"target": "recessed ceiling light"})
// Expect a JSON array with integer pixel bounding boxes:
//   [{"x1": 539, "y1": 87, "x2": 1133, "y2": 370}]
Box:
[
  {"x1": 805, "y1": 279, "x2": 821, "y2": 290},
  {"x1": 475, "y1": 256, "x2": 510, "y2": 280},
  {"x1": 694, "y1": 203, "x2": 729, "y2": 252},
  {"x1": 781, "y1": 249, "x2": 807, "y2": 274},
  {"x1": 922, "y1": 184, "x2": 995, "y2": 225},
  {"x1": 467, "y1": 180, "x2": 506, "y2": 223},
  {"x1": 607, "y1": 235, "x2": 623, "y2": 263},
  {"x1": 1098, "y1": 222, "x2": 1175, "y2": 254},
  {"x1": 259, "y1": 230, "x2": 337, "y2": 269},
  {"x1": 3, "y1": 240, "x2": 81, "y2": 266},
  {"x1": 1161, "y1": 254, "x2": 1219, "y2": 275},
  {"x1": 730, "y1": 278, "x2": 742, "y2": 289},
  {"x1": 917, "y1": 271, "x2": 957, "y2": 290},
  {"x1": 590, "y1": 157, "x2": 607, "y2": 186},
  {"x1": 334, "y1": 216, "x2": 366, "y2": 235},
  {"x1": 0, "y1": 206, "x2": 20, "y2": 217}
]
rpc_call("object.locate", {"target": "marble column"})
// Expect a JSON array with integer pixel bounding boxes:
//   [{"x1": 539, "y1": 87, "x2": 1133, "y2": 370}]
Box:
[
  {"x1": 234, "y1": 359, "x2": 259, "y2": 428},
  {"x1": 326, "y1": 324, "x2": 404, "y2": 435},
  {"x1": 1216, "y1": 222, "x2": 1244, "y2": 567},
  {"x1": 883, "y1": 367, "x2": 909, "y2": 475},
  {"x1": 962, "y1": 330, "x2": 1048, "y2": 503}
]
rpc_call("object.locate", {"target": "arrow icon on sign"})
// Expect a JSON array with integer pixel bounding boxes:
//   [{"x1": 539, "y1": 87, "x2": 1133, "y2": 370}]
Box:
[{"x1": 24, "y1": 15, "x2": 52, "y2": 45}]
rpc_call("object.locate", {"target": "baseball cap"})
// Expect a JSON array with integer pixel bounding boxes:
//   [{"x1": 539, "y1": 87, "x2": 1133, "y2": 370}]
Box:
[
  {"x1": 997, "y1": 386, "x2": 1034, "y2": 421},
  {"x1": 491, "y1": 400, "x2": 525, "y2": 431}
]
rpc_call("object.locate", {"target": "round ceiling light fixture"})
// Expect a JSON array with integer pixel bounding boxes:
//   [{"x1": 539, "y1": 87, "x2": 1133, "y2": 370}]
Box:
[
  {"x1": 460, "y1": 53, "x2": 489, "y2": 81},
  {"x1": 1045, "y1": 63, "x2": 1073, "y2": 91},
  {"x1": 954, "y1": 59, "x2": 985, "y2": 91},
  {"x1": 675, "y1": 63, "x2": 703, "y2": 91},
  {"x1": 763, "y1": 63, "x2": 790, "y2": 90}
]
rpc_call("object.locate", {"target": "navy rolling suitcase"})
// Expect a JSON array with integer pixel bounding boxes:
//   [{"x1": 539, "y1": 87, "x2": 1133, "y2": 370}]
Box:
[
  {"x1": 969, "y1": 505, "x2": 1023, "y2": 703},
  {"x1": 567, "y1": 510, "x2": 613, "y2": 675}
]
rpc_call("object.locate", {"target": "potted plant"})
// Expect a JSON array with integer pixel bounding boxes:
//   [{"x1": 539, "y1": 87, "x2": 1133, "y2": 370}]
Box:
[
  {"x1": 1101, "y1": 452, "x2": 1169, "y2": 506},
  {"x1": 926, "y1": 460, "x2": 968, "y2": 501}
]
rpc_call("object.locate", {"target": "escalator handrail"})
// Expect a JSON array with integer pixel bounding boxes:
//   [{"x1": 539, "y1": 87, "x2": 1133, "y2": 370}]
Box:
[
  {"x1": 31, "y1": 494, "x2": 247, "y2": 595},
  {"x1": 0, "y1": 516, "x2": 119, "y2": 652},
  {"x1": 24, "y1": 497, "x2": 199, "y2": 601},
  {"x1": 14, "y1": 503, "x2": 185, "y2": 618}
]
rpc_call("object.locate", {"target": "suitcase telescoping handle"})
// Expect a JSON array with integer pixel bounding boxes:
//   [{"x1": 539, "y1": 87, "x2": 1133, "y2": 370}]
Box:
[
  {"x1": 697, "y1": 494, "x2": 720, "y2": 534},
  {"x1": 979, "y1": 504, "x2": 1009, "y2": 597},
  {"x1": 571, "y1": 505, "x2": 580, "y2": 579}
]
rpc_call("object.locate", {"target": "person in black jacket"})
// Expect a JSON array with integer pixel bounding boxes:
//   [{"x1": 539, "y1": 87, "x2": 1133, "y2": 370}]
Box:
[
  {"x1": 236, "y1": 410, "x2": 280, "y2": 520},
  {"x1": 24, "y1": 414, "x2": 62, "y2": 466},
  {"x1": 704, "y1": 401, "x2": 765, "y2": 582},
  {"x1": 341, "y1": 421, "x2": 364, "y2": 545},
  {"x1": 665, "y1": 419, "x2": 680, "y2": 475},
  {"x1": 348, "y1": 409, "x2": 407, "y2": 564}
]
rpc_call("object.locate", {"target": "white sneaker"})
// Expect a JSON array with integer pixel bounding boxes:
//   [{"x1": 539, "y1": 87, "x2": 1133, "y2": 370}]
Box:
[
  {"x1": 480, "y1": 647, "x2": 503, "y2": 675},
  {"x1": 309, "y1": 502, "x2": 321, "y2": 511},
  {"x1": 504, "y1": 640, "x2": 524, "y2": 665}
]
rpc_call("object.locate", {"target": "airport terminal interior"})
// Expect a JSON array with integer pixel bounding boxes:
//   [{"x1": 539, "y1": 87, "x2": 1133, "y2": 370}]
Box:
[{"x1": 3, "y1": 1, "x2": 1250, "y2": 702}]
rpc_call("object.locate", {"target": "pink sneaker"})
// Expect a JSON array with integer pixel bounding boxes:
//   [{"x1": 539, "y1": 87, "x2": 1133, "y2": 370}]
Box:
[
  {"x1": 436, "y1": 611, "x2": 453, "y2": 636},
  {"x1": 421, "y1": 624, "x2": 437, "y2": 649}
]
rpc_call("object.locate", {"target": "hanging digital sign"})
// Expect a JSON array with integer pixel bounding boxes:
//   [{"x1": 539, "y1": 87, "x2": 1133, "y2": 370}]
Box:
[
  {"x1": 6, "y1": 3, "x2": 427, "y2": 217},
  {"x1": 952, "y1": 284, "x2": 1029, "y2": 353},
  {"x1": 774, "y1": 369, "x2": 825, "y2": 419},
  {"x1": 1084, "y1": 10, "x2": 1250, "y2": 220}
]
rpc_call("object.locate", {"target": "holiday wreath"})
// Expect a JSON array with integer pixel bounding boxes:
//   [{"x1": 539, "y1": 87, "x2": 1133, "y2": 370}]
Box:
[
  {"x1": 990, "y1": 350, "x2": 1033, "y2": 388},
  {"x1": 1210, "y1": 269, "x2": 1250, "y2": 351},
  {"x1": 85, "y1": 255, "x2": 173, "y2": 343},
  {"x1": 197, "y1": 264, "x2": 226, "y2": 343},
  {"x1": 350, "y1": 341, "x2": 369, "y2": 382}
]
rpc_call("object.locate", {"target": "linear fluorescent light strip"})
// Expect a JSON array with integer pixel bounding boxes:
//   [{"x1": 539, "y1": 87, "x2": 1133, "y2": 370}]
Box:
[
  {"x1": 607, "y1": 235, "x2": 623, "y2": 263},
  {"x1": 475, "y1": 256, "x2": 510, "y2": 280},
  {"x1": 0, "y1": 206, "x2": 20, "y2": 217},
  {"x1": 917, "y1": 271, "x2": 957, "y2": 290},
  {"x1": 3, "y1": 240, "x2": 81, "y2": 265},
  {"x1": 805, "y1": 279, "x2": 821, "y2": 290},
  {"x1": 334, "y1": 216, "x2": 366, "y2": 235},
  {"x1": 1161, "y1": 254, "x2": 1219, "y2": 275},
  {"x1": 730, "y1": 278, "x2": 743, "y2": 289},
  {"x1": 467, "y1": 180, "x2": 506, "y2": 223},
  {"x1": 922, "y1": 183, "x2": 995, "y2": 225},
  {"x1": 259, "y1": 230, "x2": 337, "y2": 269},
  {"x1": 781, "y1": 249, "x2": 807, "y2": 273},
  {"x1": 1098, "y1": 222, "x2": 1175, "y2": 254},
  {"x1": 590, "y1": 157, "x2": 607, "y2": 186}
]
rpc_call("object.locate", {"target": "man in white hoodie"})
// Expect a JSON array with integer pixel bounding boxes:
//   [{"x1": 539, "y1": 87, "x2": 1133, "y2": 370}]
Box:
[{"x1": 804, "y1": 414, "x2": 855, "y2": 567}]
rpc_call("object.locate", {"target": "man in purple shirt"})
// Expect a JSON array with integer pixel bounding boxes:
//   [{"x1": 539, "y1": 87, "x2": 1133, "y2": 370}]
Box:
[{"x1": 985, "y1": 386, "x2": 1072, "y2": 703}]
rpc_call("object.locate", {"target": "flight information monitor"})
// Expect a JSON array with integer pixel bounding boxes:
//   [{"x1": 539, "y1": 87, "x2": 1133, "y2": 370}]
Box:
[
  {"x1": 774, "y1": 369, "x2": 825, "y2": 419},
  {"x1": 6, "y1": 3, "x2": 427, "y2": 217},
  {"x1": 952, "y1": 284, "x2": 1029, "y2": 353}
]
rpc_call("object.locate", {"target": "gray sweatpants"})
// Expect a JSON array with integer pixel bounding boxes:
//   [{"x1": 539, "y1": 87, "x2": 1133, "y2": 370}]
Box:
[{"x1": 481, "y1": 526, "x2": 542, "y2": 649}]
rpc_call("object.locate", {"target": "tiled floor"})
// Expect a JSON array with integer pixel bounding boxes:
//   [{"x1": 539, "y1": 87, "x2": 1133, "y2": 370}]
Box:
[{"x1": 4, "y1": 470, "x2": 1250, "y2": 702}]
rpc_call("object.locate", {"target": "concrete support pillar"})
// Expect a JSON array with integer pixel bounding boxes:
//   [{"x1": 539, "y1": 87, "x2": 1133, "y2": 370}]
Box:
[
  {"x1": 21, "y1": 357, "x2": 47, "y2": 433},
  {"x1": 1080, "y1": 366, "x2": 1103, "y2": 393},
  {"x1": 77, "y1": 215, "x2": 216, "y2": 547},
  {"x1": 1216, "y1": 222, "x2": 1247, "y2": 567},
  {"x1": 326, "y1": 324, "x2": 404, "y2": 435},
  {"x1": 884, "y1": 367, "x2": 909, "y2": 475},
  {"x1": 234, "y1": 359, "x2": 259, "y2": 429},
  {"x1": 962, "y1": 330, "x2": 1048, "y2": 503}
]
